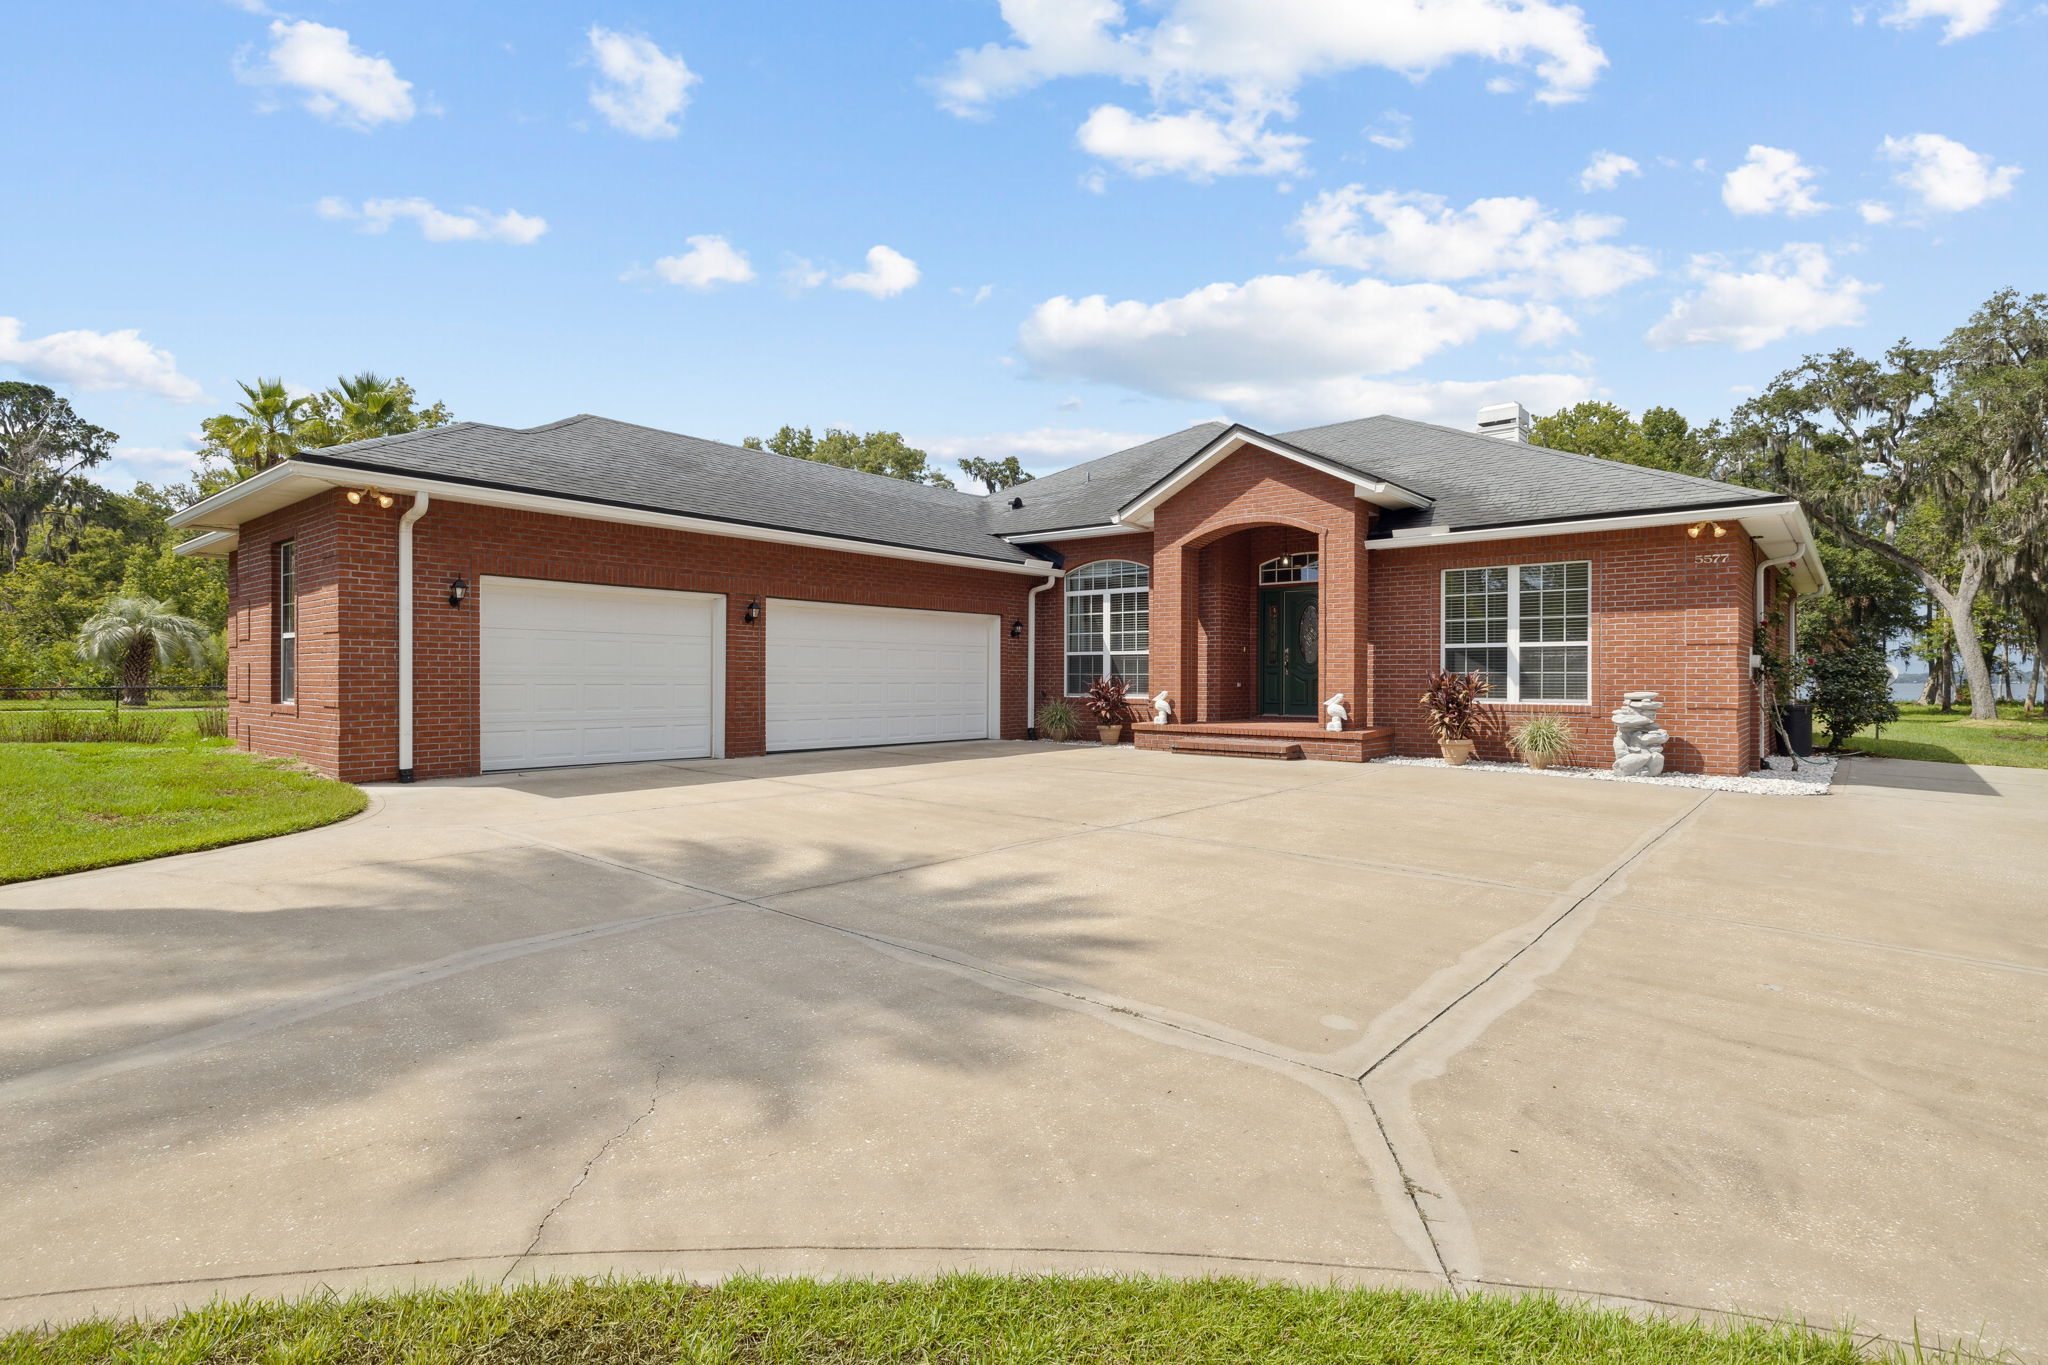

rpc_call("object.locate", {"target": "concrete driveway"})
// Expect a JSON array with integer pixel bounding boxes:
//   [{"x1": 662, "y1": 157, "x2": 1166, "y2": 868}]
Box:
[{"x1": 3, "y1": 743, "x2": 2044, "y2": 1354}]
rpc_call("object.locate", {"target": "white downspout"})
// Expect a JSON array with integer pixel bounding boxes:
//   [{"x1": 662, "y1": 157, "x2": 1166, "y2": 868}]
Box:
[
  {"x1": 1025, "y1": 570, "x2": 1058, "y2": 738},
  {"x1": 397, "y1": 491, "x2": 430, "y2": 782}
]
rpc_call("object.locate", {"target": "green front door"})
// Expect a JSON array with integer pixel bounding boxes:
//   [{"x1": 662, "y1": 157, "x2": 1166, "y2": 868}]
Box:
[{"x1": 1257, "y1": 587, "x2": 1319, "y2": 716}]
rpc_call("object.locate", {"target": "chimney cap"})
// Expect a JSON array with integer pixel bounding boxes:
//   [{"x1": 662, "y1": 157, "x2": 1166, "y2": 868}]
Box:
[{"x1": 1476, "y1": 401, "x2": 1531, "y2": 443}]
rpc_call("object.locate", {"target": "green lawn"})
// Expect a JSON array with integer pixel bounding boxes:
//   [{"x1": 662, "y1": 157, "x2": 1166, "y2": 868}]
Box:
[
  {"x1": 1844, "y1": 701, "x2": 2048, "y2": 769},
  {"x1": 0, "y1": 729, "x2": 365, "y2": 884},
  {"x1": 0, "y1": 1276, "x2": 1931, "y2": 1365}
]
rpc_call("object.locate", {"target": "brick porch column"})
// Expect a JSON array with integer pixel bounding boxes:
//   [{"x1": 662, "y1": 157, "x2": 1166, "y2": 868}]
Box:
[
  {"x1": 1151, "y1": 541, "x2": 1199, "y2": 719},
  {"x1": 1321, "y1": 505, "x2": 1370, "y2": 729}
]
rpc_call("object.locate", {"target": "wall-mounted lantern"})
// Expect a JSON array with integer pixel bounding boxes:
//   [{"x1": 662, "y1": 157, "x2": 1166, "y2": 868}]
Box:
[
  {"x1": 744, "y1": 600, "x2": 760, "y2": 624},
  {"x1": 1010, "y1": 620, "x2": 1024, "y2": 638},
  {"x1": 448, "y1": 576, "x2": 468, "y2": 608}
]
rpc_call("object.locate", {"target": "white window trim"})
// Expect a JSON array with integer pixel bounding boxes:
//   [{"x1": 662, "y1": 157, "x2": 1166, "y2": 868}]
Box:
[
  {"x1": 1064, "y1": 560, "x2": 1151, "y2": 698},
  {"x1": 276, "y1": 541, "x2": 298, "y2": 704},
  {"x1": 1439, "y1": 560, "x2": 1592, "y2": 706}
]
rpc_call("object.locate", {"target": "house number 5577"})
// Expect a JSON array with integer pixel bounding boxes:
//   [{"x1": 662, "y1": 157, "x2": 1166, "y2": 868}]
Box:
[{"x1": 1694, "y1": 551, "x2": 1732, "y2": 565}]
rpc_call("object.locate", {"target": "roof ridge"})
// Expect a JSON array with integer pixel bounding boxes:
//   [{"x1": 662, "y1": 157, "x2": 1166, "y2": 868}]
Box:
[
  {"x1": 293, "y1": 420, "x2": 493, "y2": 461},
  {"x1": 1339, "y1": 413, "x2": 1777, "y2": 500},
  {"x1": 567, "y1": 413, "x2": 988, "y2": 506}
]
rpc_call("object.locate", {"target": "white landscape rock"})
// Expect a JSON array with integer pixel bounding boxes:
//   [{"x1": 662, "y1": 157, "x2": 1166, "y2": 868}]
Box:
[{"x1": 1373, "y1": 753, "x2": 1837, "y2": 796}]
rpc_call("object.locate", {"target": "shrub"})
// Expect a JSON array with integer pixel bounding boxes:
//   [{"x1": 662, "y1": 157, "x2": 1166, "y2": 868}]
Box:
[
  {"x1": 1419, "y1": 670, "x2": 1490, "y2": 743},
  {"x1": 1081, "y1": 675, "x2": 1130, "y2": 726},
  {"x1": 195, "y1": 707, "x2": 230, "y2": 740},
  {"x1": 1809, "y1": 646, "x2": 1899, "y2": 749},
  {"x1": 1510, "y1": 714, "x2": 1576, "y2": 760},
  {"x1": 1035, "y1": 698, "x2": 1081, "y2": 742},
  {"x1": 0, "y1": 709, "x2": 176, "y2": 744}
]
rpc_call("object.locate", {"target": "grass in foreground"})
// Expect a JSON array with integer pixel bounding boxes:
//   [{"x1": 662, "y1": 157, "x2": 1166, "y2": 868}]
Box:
[
  {"x1": 0, "y1": 731, "x2": 365, "y2": 883},
  {"x1": 0, "y1": 1276, "x2": 1935, "y2": 1365},
  {"x1": 1844, "y1": 701, "x2": 2048, "y2": 769}
]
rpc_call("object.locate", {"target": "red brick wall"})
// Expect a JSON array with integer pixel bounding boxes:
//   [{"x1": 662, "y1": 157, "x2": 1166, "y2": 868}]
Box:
[
  {"x1": 229, "y1": 493, "x2": 1041, "y2": 781},
  {"x1": 1031, "y1": 532, "x2": 1152, "y2": 740},
  {"x1": 1366, "y1": 526, "x2": 1760, "y2": 775}
]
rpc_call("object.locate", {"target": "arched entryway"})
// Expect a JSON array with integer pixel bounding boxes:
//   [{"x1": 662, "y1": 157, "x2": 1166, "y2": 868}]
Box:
[{"x1": 1177, "y1": 522, "x2": 1324, "y2": 723}]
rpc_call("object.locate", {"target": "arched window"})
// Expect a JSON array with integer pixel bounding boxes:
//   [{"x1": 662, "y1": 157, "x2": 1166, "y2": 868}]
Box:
[
  {"x1": 1065, "y1": 559, "x2": 1149, "y2": 695},
  {"x1": 1259, "y1": 552, "x2": 1319, "y2": 584}
]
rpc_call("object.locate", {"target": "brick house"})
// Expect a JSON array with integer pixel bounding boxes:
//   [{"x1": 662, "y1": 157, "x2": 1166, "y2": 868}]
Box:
[{"x1": 170, "y1": 403, "x2": 1825, "y2": 781}]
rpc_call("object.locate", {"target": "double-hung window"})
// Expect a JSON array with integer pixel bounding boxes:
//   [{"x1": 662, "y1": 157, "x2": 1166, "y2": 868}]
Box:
[
  {"x1": 1442, "y1": 560, "x2": 1589, "y2": 702},
  {"x1": 1065, "y1": 559, "x2": 1149, "y2": 695},
  {"x1": 276, "y1": 541, "x2": 298, "y2": 703}
]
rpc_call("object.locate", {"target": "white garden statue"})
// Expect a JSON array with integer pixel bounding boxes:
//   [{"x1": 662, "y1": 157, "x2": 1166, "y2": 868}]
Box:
[
  {"x1": 1151, "y1": 690, "x2": 1173, "y2": 725},
  {"x1": 1611, "y1": 691, "x2": 1670, "y2": 776},
  {"x1": 1323, "y1": 692, "x2": 1348, "y2": 731}
]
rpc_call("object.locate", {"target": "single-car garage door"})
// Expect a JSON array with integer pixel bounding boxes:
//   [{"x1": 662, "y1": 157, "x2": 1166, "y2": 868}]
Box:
[
  {"x1": 766, "y1": 600, "x2": 998, "y2": 752},
  {"x1": 479, "y1": 577, "x2": 723, "y2": 770}
]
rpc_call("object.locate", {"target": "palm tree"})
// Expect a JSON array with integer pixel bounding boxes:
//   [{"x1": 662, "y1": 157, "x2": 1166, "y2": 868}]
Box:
[
  {"x1": 332, "y1": 371, "x2": 411, "y2": 442},
  {"x1": 200, "y1": 378, "x2": 308, "y2": 478},
  {"x1": 76, "y1": 597, "x2": 212, "y2": 707}
]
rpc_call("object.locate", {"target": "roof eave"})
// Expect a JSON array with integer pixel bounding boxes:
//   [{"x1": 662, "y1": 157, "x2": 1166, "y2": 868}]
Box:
[{"x1": 168, "y1": 457, "x2": 1061, "y2": 578}]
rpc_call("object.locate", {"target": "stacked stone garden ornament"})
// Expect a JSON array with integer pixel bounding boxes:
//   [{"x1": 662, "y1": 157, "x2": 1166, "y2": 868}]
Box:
[{"x1": 1611, "y1": 691, "x2": 1670, "y2": 776}]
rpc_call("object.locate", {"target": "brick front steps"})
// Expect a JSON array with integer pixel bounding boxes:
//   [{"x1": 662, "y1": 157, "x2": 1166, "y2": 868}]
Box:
[{"x1": 1132, "y1": 721, "x2": 1395, "y2": 763}]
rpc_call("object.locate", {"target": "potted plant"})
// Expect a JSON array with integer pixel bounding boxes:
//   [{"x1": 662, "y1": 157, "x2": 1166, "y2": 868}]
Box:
[
  {"x1": 1083, "y1": 675, "x2": 1130, "y2": 744},
  {"x1": 1509, "y1": 714, "x2": 1574, "y2": 771},
  {"x1": 1035, "y1": 697, "x2": 1081, "y2": 742},
  {"x1": 1419, "y1": 669, "x2": 1490, "y2": 765}
]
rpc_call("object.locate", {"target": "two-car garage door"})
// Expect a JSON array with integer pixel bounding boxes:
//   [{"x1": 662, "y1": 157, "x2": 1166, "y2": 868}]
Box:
[{"x1": 479, "y1": 578, "x2": 996, "y2": 770}]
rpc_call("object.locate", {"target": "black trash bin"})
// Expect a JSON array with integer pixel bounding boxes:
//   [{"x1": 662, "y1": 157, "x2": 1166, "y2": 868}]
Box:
[{"x1": 1774, "y1": 702, "x2": 1814, "y2": 757}]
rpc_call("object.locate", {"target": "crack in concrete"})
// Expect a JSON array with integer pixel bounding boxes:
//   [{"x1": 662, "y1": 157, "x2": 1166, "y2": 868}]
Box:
[{"x1": 502, "y1": 1058, "x2": 668, "y2": 1285}]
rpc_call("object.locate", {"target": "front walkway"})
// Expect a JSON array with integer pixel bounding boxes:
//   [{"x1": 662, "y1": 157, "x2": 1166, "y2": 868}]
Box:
[{"x1": 1, "y1": 745, "x2": 2042, "y2": 1355}]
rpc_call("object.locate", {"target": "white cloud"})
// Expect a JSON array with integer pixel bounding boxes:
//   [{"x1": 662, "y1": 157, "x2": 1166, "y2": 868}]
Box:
[
  {"x1": 935, "y1": 0, "x2": 1605, "y2": 182},
  {"x1": 1645, "y1": 244, "x2": 1872, "y2": 351},
  {"x1": 1721, "y1": 145, "x2": 1827, "y2": 216},
  {"x1": 1577, "y1": 150, "x2": 1640, "y2": 192},
  {"x1": 318, "y1": 196, "x2": 547, "y2": 244},
  {"x1": 645, "y1": 235, "x2": 756, "y2": 289},
  {"x1": 1858, "y1": 200, "x2": 1896, "y2": 224},
  {"x1": 0, "y1": 318, "x2": 204, "y2": 403},
  {"x1": 1016, "y1": 270, "x2": 1590, "y2": 424},
  {"x1": 833, "y1": 245, "x2": 921, "y2": 298},
  {"x1": 921, "y1": 426, "x2": 1159, "y2": 474},
  {"x1": 1076, "y1": 104, "x2": 1305, "y2": 179},
  {"x1": 240, "y1": 20, "x2": 415, "y2": 129},
  {"x1": 1365, "y1": 111, "x2": 1413, "y2": 151},
  {"x1": 586, "y1": 27, "x2": 698, "y2": 139},
  {"x1": 1880, "y1": 0, "x2": 2002, "y2": 40},
  {"x1": 103, "y1": 444, "x2": 207, "y2": 489},
  {"x1": 1880, "y1": 132, "x2": 2020, "y2": 211},
  {"x1": 781, "y1": 256, "x2": 829, "y2": 290},
  {"x1": 1294, "y1": 186, "x2": 1655, "y2": 299}
]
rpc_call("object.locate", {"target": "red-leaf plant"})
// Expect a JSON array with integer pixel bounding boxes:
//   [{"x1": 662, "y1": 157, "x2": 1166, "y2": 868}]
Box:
[
  {"x1": 1419, "y1": 669, "x2": 1491, "y2": 743},
  {"x1": 1082, "y1": 674, "x2": 1131, "y2": 726}
]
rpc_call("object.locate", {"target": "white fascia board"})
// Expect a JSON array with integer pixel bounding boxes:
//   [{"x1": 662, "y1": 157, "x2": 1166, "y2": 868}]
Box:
[
  {"x1": 1371, "y1": 499, "x2": 1830, "y2": 593},
  {"x1": 998, "y1": 524, "x2": 1131, "y2": 544},
  {"x1": 170, "y1": 460, "x2": 1062, "y2": 579},
  {"x1": 172, "y1": 530, "x2": 239, "y2": 559},
  {"x1": 1115, "y1": 426, "x2": 1433, "y2": 529}
]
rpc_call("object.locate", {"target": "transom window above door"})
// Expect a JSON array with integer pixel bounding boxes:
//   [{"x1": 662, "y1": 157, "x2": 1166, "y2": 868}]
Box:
[
  {"x1": 1259, "y1": 552, "x2": 1318, "y2": 584},
  {"x1": 1065, "y1": 559, "x2": 1149, "y2": 695}
]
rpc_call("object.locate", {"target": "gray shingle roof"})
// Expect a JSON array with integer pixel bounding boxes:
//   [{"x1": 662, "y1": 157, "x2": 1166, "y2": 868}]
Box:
[
  {"x1": 1274, "y1": 415, "x2": 1785, "y2": 536},
  {"x1": 293, "y1": 415, "x2": 1038, "y2": 566},
  {"x1": 290, "y1": 411, "x2": 1786, "y2": 565}
]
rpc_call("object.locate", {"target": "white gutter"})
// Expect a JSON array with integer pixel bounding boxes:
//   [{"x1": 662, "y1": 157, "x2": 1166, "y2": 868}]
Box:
[
  {"x1": 999, "y1": 524, "x2": 1129, "y2": 545},
  {"x1": 1374, "y1": 502, "x2": 1806, "y2": 548},
  {"x1": 397, "y1": 492, "x2": 430, "y2": 782},
  {"x1": 1024, "y1": 571, "x2": 1059, "y2": 737}
]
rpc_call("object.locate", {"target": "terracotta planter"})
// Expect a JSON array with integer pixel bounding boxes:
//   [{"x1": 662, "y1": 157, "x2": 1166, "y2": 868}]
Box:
[
  {"x1": 1525, "y1": 752, "x2": 1552, "y2": 771},
  {"x1": 1439, "y1": 739, "x2": 1476, "y2": 766},
  {"x1": 1098, "y1": 724, "x2": 1124, "y2": 745}
]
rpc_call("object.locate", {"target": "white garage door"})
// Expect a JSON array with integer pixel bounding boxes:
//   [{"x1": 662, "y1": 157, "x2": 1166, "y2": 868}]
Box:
[
  {"x1": 479, "y1": 578, "x2": 722, "y2": 771},
  {"x1": 766, "y1": 600, "x2": 997, "y2": 752}
]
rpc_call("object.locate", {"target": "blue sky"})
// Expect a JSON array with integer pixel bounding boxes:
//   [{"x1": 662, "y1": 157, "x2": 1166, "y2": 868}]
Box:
[{"x1": 2, "y1": 0, "x2": 2039, "y2": 488}]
